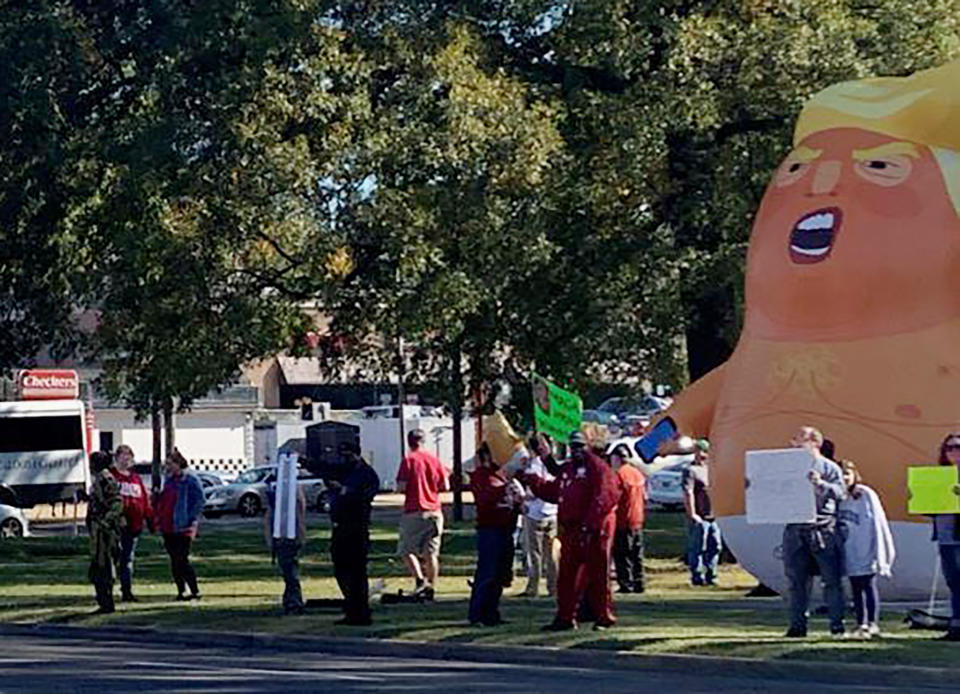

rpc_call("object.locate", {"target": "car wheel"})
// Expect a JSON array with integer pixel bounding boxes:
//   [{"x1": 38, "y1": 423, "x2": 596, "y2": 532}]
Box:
[
  {"x1": 238, "y1": 494, "x2": 262, "y2": 517},
  {"x1": 0, "y1": 518, "x2": 23, "y2": 538}
]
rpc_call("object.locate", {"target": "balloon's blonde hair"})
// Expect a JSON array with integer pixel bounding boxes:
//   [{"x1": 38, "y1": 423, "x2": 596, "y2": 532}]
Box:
[{"x1": 795, "y1": 61, "x2": 960, "y2": 213}]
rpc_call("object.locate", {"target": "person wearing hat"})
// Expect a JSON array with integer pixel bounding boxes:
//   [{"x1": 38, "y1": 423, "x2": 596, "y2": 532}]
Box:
[
  {"x1": 328, "y1": 442, "x2": 381, "y2": 625},
  {"x1": 516, "y1": 430, "x2": 621, "y2": 630},
  {"x1": 682, "y1": 439, "x2": 722, "y2": 587}
]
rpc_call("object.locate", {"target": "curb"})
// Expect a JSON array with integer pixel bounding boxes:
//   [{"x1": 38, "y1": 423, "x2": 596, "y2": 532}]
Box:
[{"x1": 1, "y1": 622, "x2": 956, "y2": 689}]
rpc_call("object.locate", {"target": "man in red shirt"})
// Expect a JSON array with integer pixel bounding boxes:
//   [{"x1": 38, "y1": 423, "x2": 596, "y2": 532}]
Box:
[
  {"x1": 396, "y1": 429, "x2": 450, "y2": 598},
  {"x1": 518, "y1": 431, "x2": 621, "y2": 630},
  {"x1": 611, "y1": 444, "x2": 646, "y2": 593},
  {"x1": 108, "y1": 444, "x2": 153, "y2": 602}
]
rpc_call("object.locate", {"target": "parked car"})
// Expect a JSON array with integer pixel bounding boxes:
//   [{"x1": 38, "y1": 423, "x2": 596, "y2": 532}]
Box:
[
  {"x1": 582, "y1": 395, "x2": 670, "y2": 428},
  {"x1": 0, "y1": 504, "x2": 30, "y2": 538},
  {"x1": 204, "y1": 465, "x2": 327, "y2": 518},
  {"x1": 645, "y1": 454, "x2": 696, "y2": 509}
]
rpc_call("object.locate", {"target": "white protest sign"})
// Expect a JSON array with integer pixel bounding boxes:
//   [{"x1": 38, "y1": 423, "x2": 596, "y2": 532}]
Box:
[
  {"x1": 745, "y1": 448, "x2": 816, "y2": 524},
  {"x1": 272, "y1": 454, "x2": 299, "y2": 540}
]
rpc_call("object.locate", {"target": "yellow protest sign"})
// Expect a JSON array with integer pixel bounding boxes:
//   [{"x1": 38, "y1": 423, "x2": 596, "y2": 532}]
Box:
[{"x1": 907, "y1": 466, "x2": 960, "y2": 515}]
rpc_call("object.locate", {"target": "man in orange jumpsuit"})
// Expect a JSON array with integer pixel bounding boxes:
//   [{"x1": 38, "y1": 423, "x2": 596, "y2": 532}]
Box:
[{"x1": 518, "y1": 431, "x2": 621, "y2": 631}]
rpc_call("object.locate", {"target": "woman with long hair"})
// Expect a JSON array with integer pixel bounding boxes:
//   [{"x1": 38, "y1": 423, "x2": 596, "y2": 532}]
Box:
[
  {"x1": 156, "y1": 449, "x2": 205, "y2": 601},
  {"x1": 837, "y1": 460, "x2": 895, "y2": 639},
  {"x1": 932, "y1": 433, "x2": 960, "y2": 641}
]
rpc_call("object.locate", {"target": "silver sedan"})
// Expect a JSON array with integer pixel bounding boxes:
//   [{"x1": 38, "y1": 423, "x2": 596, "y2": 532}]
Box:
[{"x1": 204, "y1": 466, "x2": 327, "y2": 518}]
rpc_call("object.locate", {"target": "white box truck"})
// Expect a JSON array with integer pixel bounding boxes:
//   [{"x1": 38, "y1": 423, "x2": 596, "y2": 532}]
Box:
[{"x1": 0, "y1": 399, "x2": 90, "y2": 508}]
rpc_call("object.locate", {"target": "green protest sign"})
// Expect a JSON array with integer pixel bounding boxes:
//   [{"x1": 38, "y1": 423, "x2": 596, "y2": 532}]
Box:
[
  {"x1": 907, "y1": 466, "x2": 960, "y2": 514},
  {"x1": 532, "y1": 374, "x2": 582, "y2": 444}
]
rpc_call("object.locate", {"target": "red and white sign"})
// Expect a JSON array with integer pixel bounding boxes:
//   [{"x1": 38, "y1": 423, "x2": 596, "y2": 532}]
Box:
[{"x1": 19, "y1": 369, "x2": 80, "y2": 400}]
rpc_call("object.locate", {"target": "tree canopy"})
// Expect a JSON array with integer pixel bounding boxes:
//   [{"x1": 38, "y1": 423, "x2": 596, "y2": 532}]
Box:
[{"x1": 2, "y1": 0, "x2": 958, "y2": 415}]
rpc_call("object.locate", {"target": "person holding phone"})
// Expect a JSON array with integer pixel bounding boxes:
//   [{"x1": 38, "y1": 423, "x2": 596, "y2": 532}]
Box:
[{"x1": 682, "y1": 439, "x2": 722, "y2": 587}]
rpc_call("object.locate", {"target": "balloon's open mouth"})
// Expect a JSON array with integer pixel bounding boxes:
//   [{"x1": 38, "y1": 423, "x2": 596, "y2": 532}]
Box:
[{"x1": 789, "y1": 208, "x2": 842, "y2": 264}]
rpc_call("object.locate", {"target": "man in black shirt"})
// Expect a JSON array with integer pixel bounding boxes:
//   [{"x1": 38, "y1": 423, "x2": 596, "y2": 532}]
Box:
[{"x1": 327, "y1": 442, "x2": 380, "y2": 625}]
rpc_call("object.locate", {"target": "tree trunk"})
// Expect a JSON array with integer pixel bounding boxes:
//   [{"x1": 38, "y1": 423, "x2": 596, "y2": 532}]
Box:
[
  {"x1": 151, "y1": 401, "x2": 162, "y2": 493},
  {"x1": 163, "y1": 396, "x2": 176, "y2": 457},
  {"x1": 450, "y1": 343, "x2": 464, "y2": 522},
  {"x1": 396, "y1": 337, "x2": 406, "y2": 465}
]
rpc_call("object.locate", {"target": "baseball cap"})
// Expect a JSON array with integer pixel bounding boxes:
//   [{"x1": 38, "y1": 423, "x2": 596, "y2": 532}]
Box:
[{"x1": 568, "y1": 431, "x2": 587, "y2": 447}]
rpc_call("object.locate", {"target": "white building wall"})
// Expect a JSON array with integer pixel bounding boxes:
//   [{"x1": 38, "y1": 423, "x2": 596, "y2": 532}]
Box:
[
  {"x1": 93, "y1": 408, "x2": 252, "y2": 476},
  {"x1": 361, "y1": 416, "x2": 476, "y2": 491}
]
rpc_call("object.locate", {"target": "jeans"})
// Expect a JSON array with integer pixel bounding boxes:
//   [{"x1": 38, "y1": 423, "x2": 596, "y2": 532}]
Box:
[
  {"x1": 938, "y1": 544, "x2": 960, "y2": 629},
  {"x1": 849, "y1": 574, "x2": 879, "y2": 626},
  {"x1": 522, "y1": 516, "x2": 558, "y2": 596},
  {"x1": 274, "y1": 538, "x2": 304, "y2": 613},
  {"x1": 469, "y1": 527, "x2": 514, "y2": 625},
  {"x1": 117, "y1": 530, "x2": 140, "y2": 597},
  {"x1": 783, "y1": 523, "x2": 845, "y2": 633},
  {"x1": 162, "y1": 533, "x2": 199, "y2": 597},
  {"x1": 613, "y1": 527, "x2": 645, "y2": 592},
  {"x1": 687, "y1": 519, "x2": 722, "y2": 584},
  {"x1": 332, "y1": 524, "x2": 371, "y2": 621}
]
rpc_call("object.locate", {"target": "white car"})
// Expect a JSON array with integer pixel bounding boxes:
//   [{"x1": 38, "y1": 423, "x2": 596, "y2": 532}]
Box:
[
  {"x1": 646, "y1": 455, "x2": 695, "y2": 509},
  {"x1": 0, "y1": 505, "x2": 30, "y2": 538}
]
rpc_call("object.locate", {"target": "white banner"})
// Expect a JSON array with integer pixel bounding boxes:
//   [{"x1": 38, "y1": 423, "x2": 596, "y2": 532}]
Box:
[
  {"x1": 272, "y1": 454, "x2": 299, "y2": 539},
  {"x1": 745, "y1": 448, "x2": 817, "y2": 525},
  {"x1": 0, "y1": 450, "x2": 87, "y2": 486}
]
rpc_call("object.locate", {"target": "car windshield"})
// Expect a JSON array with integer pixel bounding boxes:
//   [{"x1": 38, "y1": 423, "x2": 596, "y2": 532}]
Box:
[{"x1": 235, "y1": 469, "x2": 270, "y2": 484}]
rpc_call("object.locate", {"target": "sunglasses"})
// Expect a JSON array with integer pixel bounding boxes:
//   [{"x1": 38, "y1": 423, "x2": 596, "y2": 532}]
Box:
[{"x1": 945, "y1": 443, "x2": 960, "y2": 450}]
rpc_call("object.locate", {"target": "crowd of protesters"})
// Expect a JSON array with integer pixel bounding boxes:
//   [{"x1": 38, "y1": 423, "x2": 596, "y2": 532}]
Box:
[{"x1": 81, "y1": 422, "x2": 960, "y2": 643}]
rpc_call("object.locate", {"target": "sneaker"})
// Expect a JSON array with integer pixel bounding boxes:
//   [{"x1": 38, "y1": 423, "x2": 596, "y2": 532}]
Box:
[
  {"x1": 854, "y1": 625, "x2": 871, "y2": 640},
  {"x1": 868, "y1": 623, "x2": 881, "y2": 637},
  {"x1": 784, "y1": 628, "x2": 807, "y2": 638},
  {"x1": 831, "y1": 629, "x2": 848, "y2": 640},
  {"x1": 541, "y1": 619, "x2": 576, "y2": 632},
  {"x1": 633, "y1": 586, "x2": 646, "y2": 594},
  {"x1": 189, "y1": 593, "x2": 202, "y2": 601},
  {"x1": 120, "y1": 593, "x2": 138, "y2": 603},
  {"x1": 175, "y1": 593, "x2": 190, "y2": 602}
]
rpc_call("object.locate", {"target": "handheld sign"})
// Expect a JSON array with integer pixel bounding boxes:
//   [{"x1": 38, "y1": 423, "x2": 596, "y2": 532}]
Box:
[
  {"x1": 272, "y1": 454, "x2": 299, "y2": 540},
  {"x1": 634, "y1": 417, "x2": 678, "y2": 463},
  {"x1": 745, "y1": 448, "x2": 817, "y2": 525},
  {"x1": 907, "y1": 466, "x2": 960, "y2": 514},
  {"x1": 532, "y1": 374, "x2": 582, "y2": 444}
]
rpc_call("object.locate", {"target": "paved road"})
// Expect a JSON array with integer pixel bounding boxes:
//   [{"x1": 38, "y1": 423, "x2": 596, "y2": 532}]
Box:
[{"x1": 0, "y1": 632, "x2": 949, "y2": 694}]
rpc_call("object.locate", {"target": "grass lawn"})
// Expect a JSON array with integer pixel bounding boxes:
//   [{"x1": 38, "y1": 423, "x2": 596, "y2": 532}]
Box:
[{"x1": 1, "y1": 509, "x2": 955, "y2": 669}]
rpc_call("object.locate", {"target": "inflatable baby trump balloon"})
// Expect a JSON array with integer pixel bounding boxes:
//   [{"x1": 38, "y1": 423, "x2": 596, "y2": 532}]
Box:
[{"x1": 660, "y1": 60, "x2": 960, "y2": 598}]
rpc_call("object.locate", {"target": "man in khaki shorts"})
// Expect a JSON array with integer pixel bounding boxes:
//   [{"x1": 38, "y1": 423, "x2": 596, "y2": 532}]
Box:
[{"x1": 396, "y1": 429, "x2": 450, "y2": 599}]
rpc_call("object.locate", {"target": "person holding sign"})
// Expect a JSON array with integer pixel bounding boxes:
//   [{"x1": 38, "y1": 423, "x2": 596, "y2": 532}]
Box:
[
  {"x1": 329, "y1": 443, "x2": 380, "y2": 626},
  {"x1": 931, "y1": 433, "x2": 960, "y2": 641},
  {"x1": 782, "y1": 426, "x2": 847, "y2": 638},
  {"x1": 264, "y1": 454, "x2": 307, "y2": 615},
  {"x1": 515, "y1": 431, "x2": 621, "y2": 631},
  {"x1": 837, "y1": 460, "x2": 895, "y2": 639}
]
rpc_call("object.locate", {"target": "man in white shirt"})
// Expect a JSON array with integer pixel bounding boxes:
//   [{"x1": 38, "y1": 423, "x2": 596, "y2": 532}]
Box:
[{"x1": 520, "y1": 434, "x2": 559, "y2": 597}]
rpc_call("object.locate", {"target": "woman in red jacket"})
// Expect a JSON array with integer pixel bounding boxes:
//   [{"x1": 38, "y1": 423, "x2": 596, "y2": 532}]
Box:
[
  {"x1": 109, "y1": 445, "x2": 153, "y2": 602},
  {"x1": 468, "y1": 444, "x2": 522, "y2": 626}
]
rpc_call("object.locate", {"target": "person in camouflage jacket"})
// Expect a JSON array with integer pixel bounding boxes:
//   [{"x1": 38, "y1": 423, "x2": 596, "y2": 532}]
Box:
[{"x1": 87, "y1": 451, "x2": 125, "y2": 614}]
